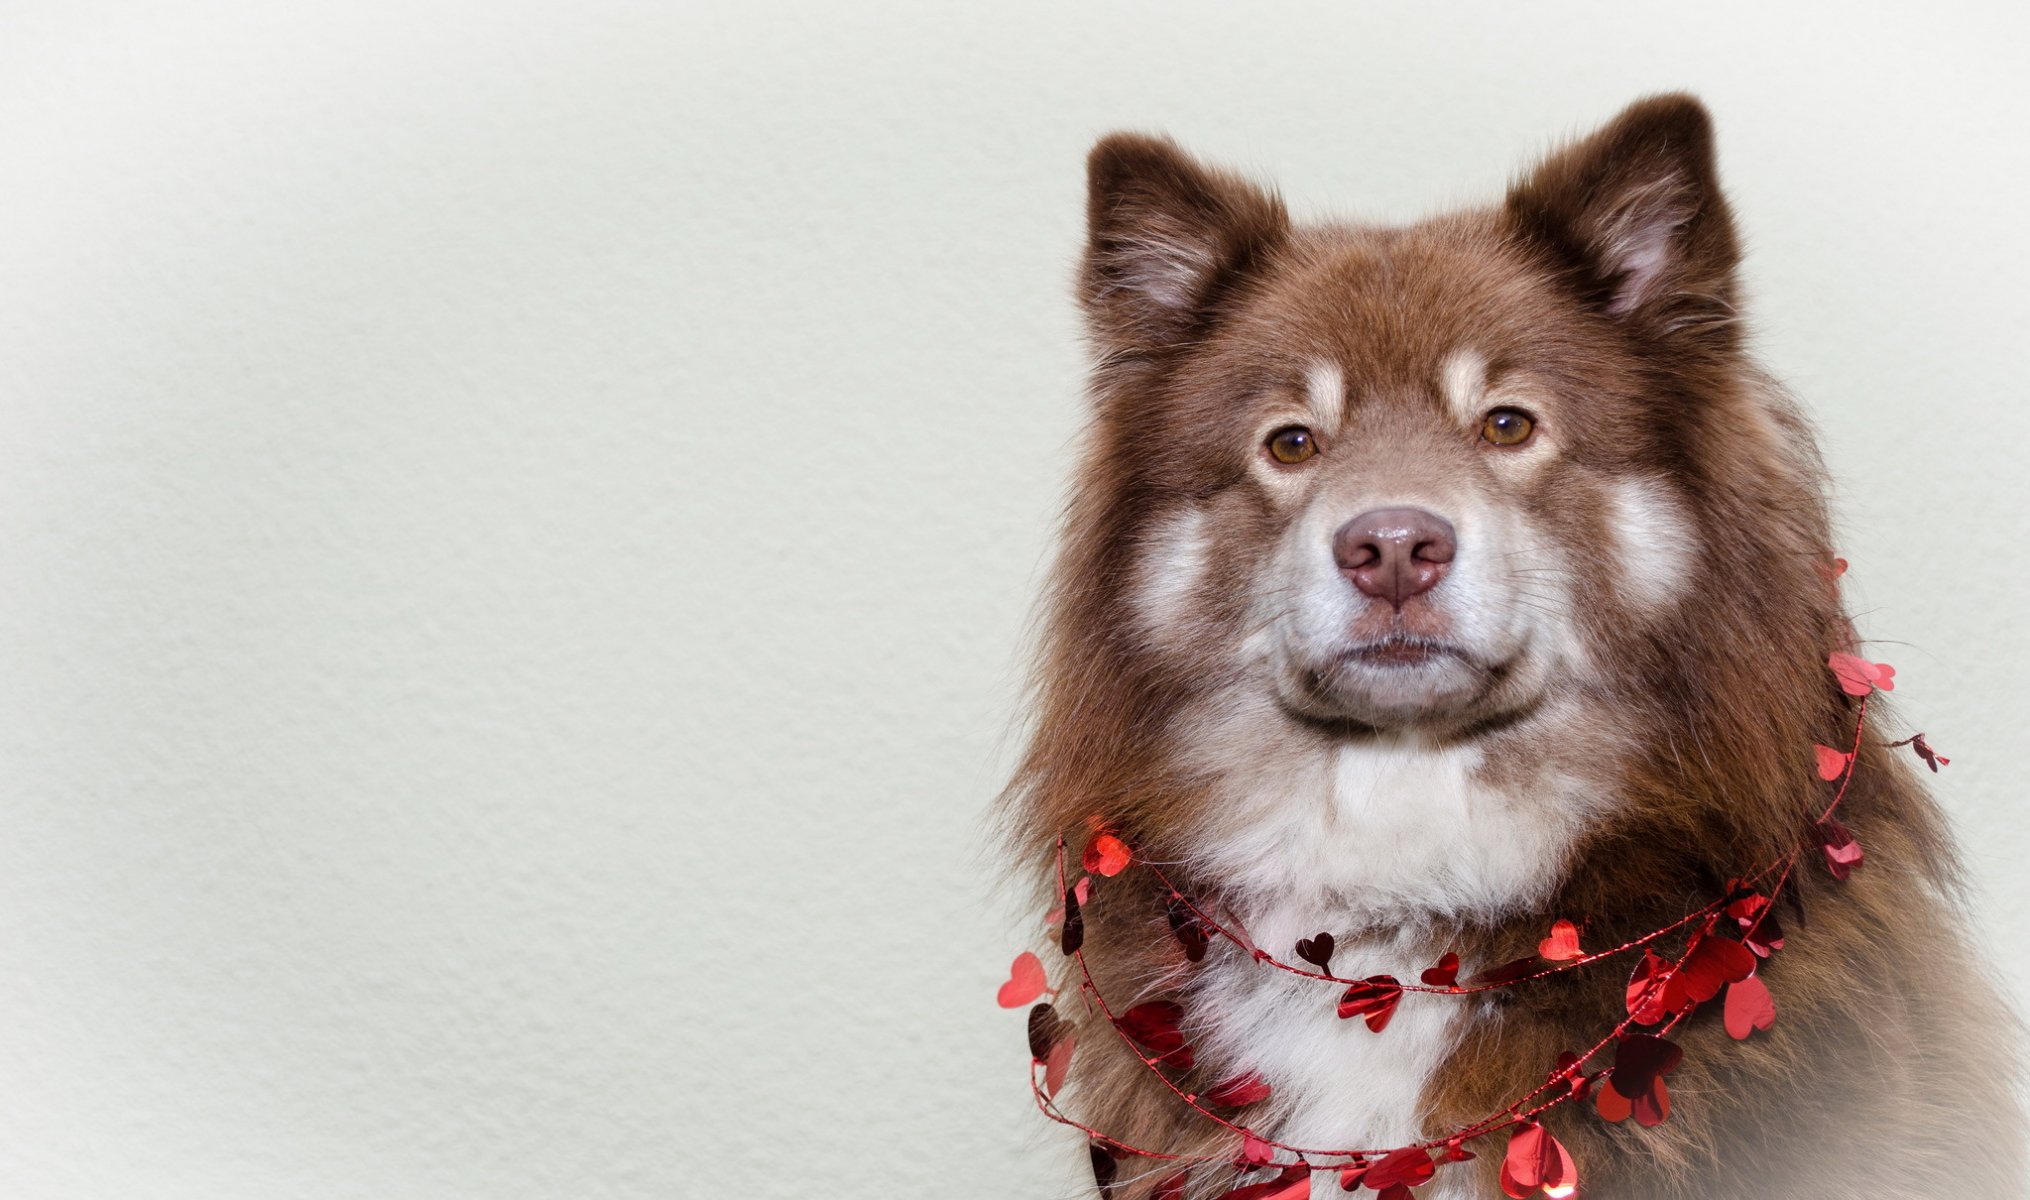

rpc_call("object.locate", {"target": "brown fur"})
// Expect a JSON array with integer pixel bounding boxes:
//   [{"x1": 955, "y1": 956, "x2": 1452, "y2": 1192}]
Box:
[{"x1": 1002, "y1": 95, "x2": 2024, "y2": 1198}]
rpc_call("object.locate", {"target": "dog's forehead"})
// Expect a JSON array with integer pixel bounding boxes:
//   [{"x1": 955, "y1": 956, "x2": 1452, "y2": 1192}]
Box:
[{"x1": 1231, "y1": 219, "x2": 1567, "y2": 394}]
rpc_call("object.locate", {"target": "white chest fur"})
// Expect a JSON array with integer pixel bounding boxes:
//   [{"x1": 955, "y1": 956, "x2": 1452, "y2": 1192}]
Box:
[{"x1": 1176, "y1": 730, "x2": 1598, "y2": 1199}]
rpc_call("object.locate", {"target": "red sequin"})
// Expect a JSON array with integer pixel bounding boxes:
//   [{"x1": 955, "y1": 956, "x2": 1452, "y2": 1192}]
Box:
[
  {"x1": 1817, "y1": 817, "x2": 1864, "y2": 880},
  {"x1": 1538, "y1": 920, "x2": 1583, "y2": 962},
  {"x1": 1083, "y1": 832, "x2": 1132, "y2": 877},
  {"x1": 1724, "y1": 974, "x2": 1777, "y2": 1039},
  {"x1": 1216, "y1": 1170, "x2": 1309, "y2": 1200},
  {"x1": 1117, "y1": 1001, "x2": 1193, "y2": 1070},
  {"x1": 1295, "y1": 932, "x2": 1336, "y2": 974},
  {"x1": 1335, "y1": 976, "x2": 1404, "y2": 1033},
  {"x1": 998, "y1": 951, "x2": 1049, "y2": 1008},
  {"x1": 1361, "y1": 1146, "x2": 1435, "y2": 1189},
  {"x1": 1203, "y1": 1071, "x2": 1273, "y2": 1108},
  {"x1": 1674, "y1": 928, "x2": 1756, "y2": 1005},
  {"x1": 1829, "y1": 652, "x2": 1895, "y2": 696},
  {"x1": 1610, "y1": 1034, "x2": 1682, "y2": 1126},
  {"x1": 1420, "y1": 952, "x2": 1461, "y2": 988},
  {"x1": 1500, "y1": 1122, "x2": 1577, "y2": 1198}
]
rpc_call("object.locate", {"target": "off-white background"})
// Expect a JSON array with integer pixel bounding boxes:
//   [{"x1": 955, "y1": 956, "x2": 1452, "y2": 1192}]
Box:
[{"x1": 1, "y1": 3, "x2": 2025, "y2": 1197}]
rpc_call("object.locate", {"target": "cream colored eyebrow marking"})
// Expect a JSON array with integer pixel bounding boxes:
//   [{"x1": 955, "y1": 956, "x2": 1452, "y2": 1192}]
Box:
[
  {"x1": 1440, "y1": 349, "x2": 1487, "y2": 425},
  {"x1": 1305, "y1": 360, "x2": 1345, "y2": 430}
]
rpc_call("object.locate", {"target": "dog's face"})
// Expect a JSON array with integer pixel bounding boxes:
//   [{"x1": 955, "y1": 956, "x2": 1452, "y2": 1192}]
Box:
[
  {"x1": 1084, "y1": 98, "x2": 1757, "y2": 739},
  {"x1": 1132, "y1": 236, "x2": 1695, "y2": 733}
]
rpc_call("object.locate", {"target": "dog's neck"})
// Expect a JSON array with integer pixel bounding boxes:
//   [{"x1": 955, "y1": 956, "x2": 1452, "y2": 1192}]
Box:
[{"x1": 1170, "y1": 695, "x2": 1609, "y2": 928}]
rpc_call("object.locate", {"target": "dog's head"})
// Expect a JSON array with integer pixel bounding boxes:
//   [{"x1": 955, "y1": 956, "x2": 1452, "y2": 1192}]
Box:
[{"x1": 1075, "y1": 95, "x2": 1814, "y2": 741}]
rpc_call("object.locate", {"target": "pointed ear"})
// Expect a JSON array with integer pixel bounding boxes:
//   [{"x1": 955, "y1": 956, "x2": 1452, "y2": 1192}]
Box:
[
  {"x1": 1505, "y1": 94, "x2": 1740, "y2": 344},
  {"x1": 1081, "y1": 133, "x2": 1288, "y2": 355}
]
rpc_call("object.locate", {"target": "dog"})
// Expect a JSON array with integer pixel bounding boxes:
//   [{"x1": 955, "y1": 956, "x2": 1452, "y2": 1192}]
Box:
[{"x1": 1001, "y1": 95, "x2": 2023, "y2": 1199}]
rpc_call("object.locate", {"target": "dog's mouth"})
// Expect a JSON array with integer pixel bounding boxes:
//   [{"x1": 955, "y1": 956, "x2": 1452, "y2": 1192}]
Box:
[
  {"x1": 1341, "y1": 636, "x2": 1459, "y2": 669},
  {"x1": 1272, "y1": 636, "x2": 1508, "y2": 729}
]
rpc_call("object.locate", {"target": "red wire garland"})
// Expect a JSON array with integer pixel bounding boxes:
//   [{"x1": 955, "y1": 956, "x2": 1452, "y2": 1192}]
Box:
[{"x1": 1013, "y1": 689, "x2": 1880, "y2": 1190}]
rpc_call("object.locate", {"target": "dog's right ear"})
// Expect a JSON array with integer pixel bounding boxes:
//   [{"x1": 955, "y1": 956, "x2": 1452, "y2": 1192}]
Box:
[{"x1": 1081, "y1": 134, "x2": 1287, "y2": 355}]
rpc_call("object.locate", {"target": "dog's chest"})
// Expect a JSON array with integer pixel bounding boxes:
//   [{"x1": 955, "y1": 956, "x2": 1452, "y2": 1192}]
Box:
[
  {"x1": 1191, "y1": 921, "x2": 1479, "y2": 1200},
  {"x1": 1180, "y1": 737, "x2": 1589, "y2": 1199}
]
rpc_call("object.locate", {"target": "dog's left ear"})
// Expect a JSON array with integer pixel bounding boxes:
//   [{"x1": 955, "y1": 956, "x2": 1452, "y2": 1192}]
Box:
[{"x1": 1505, "y1": 93, "x2": 1740, "y2": 345}]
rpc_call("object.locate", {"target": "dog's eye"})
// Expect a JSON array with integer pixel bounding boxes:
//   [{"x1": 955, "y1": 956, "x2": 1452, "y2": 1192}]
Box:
[
  {"x1": 1480, "y1": 408, "x2": 1535, "y2": 447},
  {"x1": 1266, "y1": 425, "x2": 1318, "y2": 464}
]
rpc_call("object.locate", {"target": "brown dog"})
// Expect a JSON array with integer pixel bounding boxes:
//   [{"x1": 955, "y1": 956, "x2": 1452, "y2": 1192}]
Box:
[{"x1": 1003, "y1": 95, "x2": 2023, "y2": 1198}]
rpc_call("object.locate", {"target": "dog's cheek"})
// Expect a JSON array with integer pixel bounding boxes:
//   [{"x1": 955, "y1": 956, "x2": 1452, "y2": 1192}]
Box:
[
  {"x1": 1128, "y1": 504, "x2": 1215, "y2": 655},
  {"x1": 1508, "y1": 476, "x2": 1616, "y2": 648},
  {"x1": 1603, "y1": 477, "x2": 1698, "y2": 616}
]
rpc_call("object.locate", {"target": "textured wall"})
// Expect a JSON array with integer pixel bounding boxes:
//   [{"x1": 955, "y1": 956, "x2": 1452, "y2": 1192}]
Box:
[{"x1": 0, "y1": 3, "x2": 2024, "y2": 1197}]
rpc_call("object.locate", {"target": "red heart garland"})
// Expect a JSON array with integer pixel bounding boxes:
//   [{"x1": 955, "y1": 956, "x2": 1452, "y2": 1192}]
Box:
[{"x1": 1011, "y1": 690, "x2": 1884, "y2": 1183}]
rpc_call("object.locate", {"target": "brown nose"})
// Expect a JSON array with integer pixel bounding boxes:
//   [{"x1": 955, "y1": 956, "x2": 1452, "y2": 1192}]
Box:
[{"x1": 1333, "y1": 507, "x2": 1457, "y2": 608}]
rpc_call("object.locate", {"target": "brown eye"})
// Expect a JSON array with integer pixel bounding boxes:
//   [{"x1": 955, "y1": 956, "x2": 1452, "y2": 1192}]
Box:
[
  {"x1": 1480, "y1": 408, "x2": 1535, "y2": 447},
  {"x1": 1266, "y1": 425, "x2": 1317, "y2": 464}
]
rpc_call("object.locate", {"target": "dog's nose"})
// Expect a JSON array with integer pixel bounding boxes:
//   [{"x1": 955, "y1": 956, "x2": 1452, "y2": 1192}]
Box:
[{"x1": 1333, "y1": 507, "x2": 1457, "y2": 608}]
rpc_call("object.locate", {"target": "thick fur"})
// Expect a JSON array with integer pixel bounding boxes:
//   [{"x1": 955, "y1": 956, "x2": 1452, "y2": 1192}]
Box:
[{"x1": 1003, "y1": 95, "x2": 2023, "y2": 1199}]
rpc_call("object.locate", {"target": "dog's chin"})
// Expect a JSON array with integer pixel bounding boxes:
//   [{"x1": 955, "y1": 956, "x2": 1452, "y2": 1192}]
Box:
[{"x1": 1276, "y1": 640, "x2": 1512, "y2": 731}]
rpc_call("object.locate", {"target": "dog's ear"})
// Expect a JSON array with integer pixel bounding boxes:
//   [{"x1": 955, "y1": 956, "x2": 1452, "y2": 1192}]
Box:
[
  {"x1": 1081, "y1": 133, "x2": 1287, "y2": 355},
  {"x1": 1505, "y1": 94, "x2": 1740, "y2": 346}
]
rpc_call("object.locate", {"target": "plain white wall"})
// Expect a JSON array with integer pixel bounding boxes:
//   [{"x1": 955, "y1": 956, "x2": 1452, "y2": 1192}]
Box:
[{"x1": 1, "y1": 2, "x2": 2025, "y2": 1197}]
